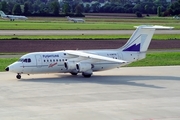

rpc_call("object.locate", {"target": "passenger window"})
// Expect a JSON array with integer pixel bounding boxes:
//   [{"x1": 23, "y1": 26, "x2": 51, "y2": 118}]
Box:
[
  {"x1": 50, "y1": 60, "x2": 52, "y2": 62},
  {"x1": 53, "y1": 59, "x2": 55, "y2": 62},
  {"x1": 56, "y1": 59, "x2": 58, "y2": 62},
  {"x1": 44, "y1": 60, "x2": 46, "y2": 62},
  {"x1": 47, "y1": 60, "x2": 49, "y2": 62},
  {"x1": 59, "y1": 59, "x2": 61, "y2": 62}
]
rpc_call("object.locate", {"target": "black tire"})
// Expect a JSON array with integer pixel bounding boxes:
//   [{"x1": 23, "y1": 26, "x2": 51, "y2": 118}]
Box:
[
  {"x1": 16, "y1": 74, "x2": 21, "y2": 79},
  {"x1": 70, "y1": 72, "x2": 78, "y2": 76},
  {"x1": 82, "y1": 73, "x2": 92, "y2": 78}
]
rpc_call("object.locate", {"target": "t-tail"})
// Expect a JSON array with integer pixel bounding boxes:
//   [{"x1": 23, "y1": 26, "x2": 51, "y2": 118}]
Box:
[
  {"x1": 118, "y1": 25, "x2": 174, "y2": 62},
  {"x1": 67, "y1": 16, "x2": 71, "y2": 21},
  {"x1": 0, "y1": 11, "x2": 6, "y2": 16}
]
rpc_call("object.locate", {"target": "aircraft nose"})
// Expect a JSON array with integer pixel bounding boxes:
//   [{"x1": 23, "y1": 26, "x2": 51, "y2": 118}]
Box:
[{"x1": 5, "y1": 67, "x2": 9, "y2": 71}]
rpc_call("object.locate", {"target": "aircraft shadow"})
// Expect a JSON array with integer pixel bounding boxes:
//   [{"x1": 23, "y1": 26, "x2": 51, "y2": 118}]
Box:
[{"x1": 19, "y1": 74, "x2": 180, "y2": 89}]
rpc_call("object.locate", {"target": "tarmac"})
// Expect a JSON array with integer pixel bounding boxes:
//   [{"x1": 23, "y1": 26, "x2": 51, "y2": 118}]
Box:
[{"x1": 0, "y1": 66, "x2": 180, "y2": 120}]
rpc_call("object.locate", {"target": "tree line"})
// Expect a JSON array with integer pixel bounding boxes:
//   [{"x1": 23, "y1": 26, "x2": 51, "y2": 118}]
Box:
[{"x1": 0, "y1": 0, "x2": 179, "y2": 17}]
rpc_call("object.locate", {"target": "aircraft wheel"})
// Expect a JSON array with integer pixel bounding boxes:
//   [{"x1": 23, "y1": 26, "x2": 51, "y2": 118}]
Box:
[
  {"x1": 82, "y1": 72, "x2": 92, "y2": 78},
  {"x1": 16, "y1": 74, "x2": 21, "y2": 79},
  {"x1": 70, "y1": 72, "x2": 78, "y2": 76}
]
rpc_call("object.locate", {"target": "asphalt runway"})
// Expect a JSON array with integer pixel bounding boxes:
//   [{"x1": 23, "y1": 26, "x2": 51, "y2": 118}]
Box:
[
  {"x1": 0, "y1": 66, "x2": 180, "y2": 120},
  {"x1": 0, "y1": 30, "x2": 179, "y2": 35}
]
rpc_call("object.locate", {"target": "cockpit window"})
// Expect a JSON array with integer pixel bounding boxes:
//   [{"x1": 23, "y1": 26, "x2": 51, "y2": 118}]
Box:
[
  {"x1": 18, "y1": 58, "x2": 31, "y2": 63},
  {"x1": 23, "y1": 59, "x2": 27, "y2": 62},
  {"x1": 28, "y1": 58, "x2": 31, "y2": 62},
  {"x1": 18, "y1": 59, "x2": 24, "y2": 62}
]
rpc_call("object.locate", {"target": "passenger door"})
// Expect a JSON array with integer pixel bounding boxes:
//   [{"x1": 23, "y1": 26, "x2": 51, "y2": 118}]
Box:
[{"x1": 35, "y1": 55, "x2": 42, "y2": 67}]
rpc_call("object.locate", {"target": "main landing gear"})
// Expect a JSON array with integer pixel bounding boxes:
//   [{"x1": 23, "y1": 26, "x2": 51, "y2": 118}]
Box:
[
  {"x1": 16, "y1": 73, "x2": 21, "y2": 79},
  {"x1": 70, "y1": 72, "x2": 92, "y2": 77},
  {"x1": 82, "y1": 72, "x2": 92, "y2": 78},
  {"x1": 70, "y1": 72, "x2": 78, "y2": 76}
]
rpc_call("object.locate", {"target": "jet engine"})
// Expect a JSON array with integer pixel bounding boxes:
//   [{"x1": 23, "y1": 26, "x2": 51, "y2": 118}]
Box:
[
  {"x1": 64, "y1": 61, "x2": 77, "y2": 70},
  {"x1": 76, "y1": 62, "x2": 93, "y2": 72}
]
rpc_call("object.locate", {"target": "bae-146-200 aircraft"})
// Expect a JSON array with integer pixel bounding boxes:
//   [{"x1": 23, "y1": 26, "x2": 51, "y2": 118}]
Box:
[
  {"x1": 5, "y1": 25, "x2": 173, "y2": 79},
  {"x1": 0, "y1": 11, "x2": 28, "y2": 21},
  {"x1": 67, "y1": 16, "x2": 85, "y2": 23}
]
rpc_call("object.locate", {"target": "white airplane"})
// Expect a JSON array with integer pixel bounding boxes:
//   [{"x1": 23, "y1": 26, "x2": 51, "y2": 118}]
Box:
[
  {"x1": 67, "y1": 16, "x2": 85, "y2": 23},
  {"x1": 173, "y1": 15, "x2": 180, "y2": 20},
  {"x1": 5, "y1": 25, "x2": 173, "y2": 79},
  {"x1": 0, "y1": 11, "x2": 28, "y2": 21}
]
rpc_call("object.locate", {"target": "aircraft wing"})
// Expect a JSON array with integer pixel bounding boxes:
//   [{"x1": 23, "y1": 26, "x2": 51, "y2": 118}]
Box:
[
  {"x1": 6, "y1": 15, "x2": 27, "y2": 19},
  {"x1": 6, "y1": 15, "x2": 13, "y2": 18},
  {"x1": 64, "y1": 50, "x2": 128, "y2": 63}
]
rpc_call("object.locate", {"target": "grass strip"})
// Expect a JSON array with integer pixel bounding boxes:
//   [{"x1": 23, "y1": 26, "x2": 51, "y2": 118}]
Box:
[
  {"x1": 0, "y1": 52, "x2": 180, "y2": 72},
  {"x1": 0, "y1": 20, "x2": 179, "y2": 30},
  {"x1": 127, "y1": 52, "x2": 180, "y2": 67},
  {"x1": 0, "y1": 34, "x2": 180, "y2": 40},
  {"x1": 0, "y1": 58, "x2": 18, "y2": 72},
  {"x1": 0, "y1": 22, "x2": 139, "y2": 30}
]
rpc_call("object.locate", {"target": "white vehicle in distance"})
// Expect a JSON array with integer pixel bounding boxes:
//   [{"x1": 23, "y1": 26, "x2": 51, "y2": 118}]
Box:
[
  {"x1": 0, "y1": 11, "x2": 28, "y2": 21},
  {"x1": 67, "y1": 16, "x2": 85, "y2": 23}
]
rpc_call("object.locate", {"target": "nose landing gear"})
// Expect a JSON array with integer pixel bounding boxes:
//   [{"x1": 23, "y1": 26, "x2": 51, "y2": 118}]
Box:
[{"x1": 16, "y1": 73, "x2": 21, "y2": 79}]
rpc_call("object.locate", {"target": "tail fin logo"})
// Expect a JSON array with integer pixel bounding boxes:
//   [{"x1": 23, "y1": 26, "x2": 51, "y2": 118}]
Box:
[
  {"x1": 123, "y1": 43, "x2": 140, "y2": 51},
  {"x1": 122, "y1": 34, "x2": 148, "y2": 52}
]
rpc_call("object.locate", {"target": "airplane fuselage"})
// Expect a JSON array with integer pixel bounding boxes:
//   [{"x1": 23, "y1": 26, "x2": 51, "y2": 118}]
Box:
[
  {"x1": 9, "y1": 50, "x2": 128, "y2": 75},
  {"x1": 67, "y1": 17, "x2": 85, "y2": 23},
  {"x1": 1, "y1": 15, "x2": 28, "y2": 21}
]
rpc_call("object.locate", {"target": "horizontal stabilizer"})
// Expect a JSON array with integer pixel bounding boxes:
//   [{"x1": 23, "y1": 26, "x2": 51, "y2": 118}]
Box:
[{"x1": 134, "y1": 25, "x2": 174, "y2": 30}]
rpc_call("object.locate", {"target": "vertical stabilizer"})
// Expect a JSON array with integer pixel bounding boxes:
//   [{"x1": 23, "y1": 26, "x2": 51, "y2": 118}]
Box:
[
  {"x1": 67, "y1": 16, "x2": 71, "y2": 21},
  {"x1": 0, "y1": 11, "x2": 6, "y2": 16},
  {"x1": 120, "y1": 25, "x2": 174, "y2": 52}
]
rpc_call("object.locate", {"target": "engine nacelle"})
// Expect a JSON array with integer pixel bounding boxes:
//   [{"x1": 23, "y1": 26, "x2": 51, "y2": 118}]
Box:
[
  {"x1": 64, "y1": 61, "x2": 76, "y2": 70},
  {"x1": 76, "y1": 62, "x2": 93, "y2": 72}
]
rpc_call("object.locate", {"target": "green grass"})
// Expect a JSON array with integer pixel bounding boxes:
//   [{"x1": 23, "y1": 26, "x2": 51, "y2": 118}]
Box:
[
  {"x1": 0, "y1": 16, "x2": 179, "y2": 30},
  {"x1": 0, "y1": 22, "x2": 138, "y2": 30},
  {"x1": 0, "y1": 34, "x2": 180, "y2": 40},
  {"x1": 0, "y1": 22, "x2": 178, "y2": 30},
  {"x1": 0, "y1": 52, "x2": 180, "y2": 72},
  {"x1": 127, "y1": 52, "x2": 180, "y2": 67},
  {"x1": 0, "y1": 58, "x2": 18, "y2": 72}
]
